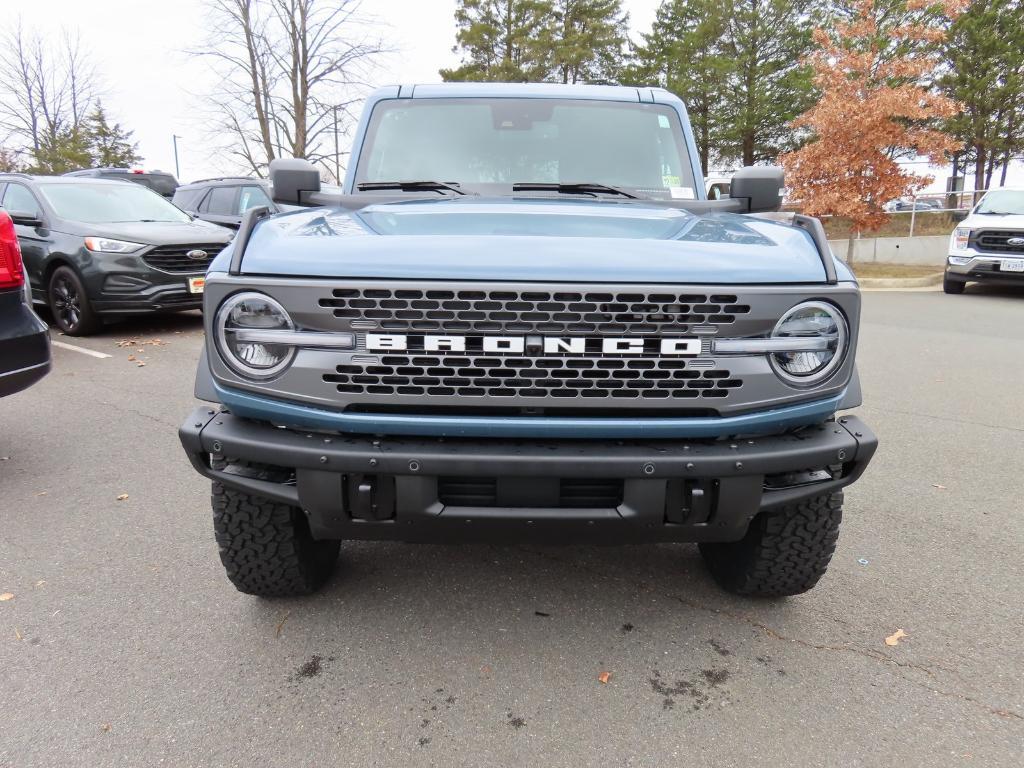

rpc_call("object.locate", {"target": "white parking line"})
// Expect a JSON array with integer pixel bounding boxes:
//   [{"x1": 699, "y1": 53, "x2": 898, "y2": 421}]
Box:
[{"x1": 51, "y1": 340, "x2": 113, "y2": 359}]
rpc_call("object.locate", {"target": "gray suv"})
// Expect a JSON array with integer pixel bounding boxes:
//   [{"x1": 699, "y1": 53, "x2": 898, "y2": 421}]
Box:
[
  {"x1": 172, "y1": 178, "x2": 278, "y2": 230},
  {"x1": 0, "y1": 174, "x2": 232, "y2": 335}
]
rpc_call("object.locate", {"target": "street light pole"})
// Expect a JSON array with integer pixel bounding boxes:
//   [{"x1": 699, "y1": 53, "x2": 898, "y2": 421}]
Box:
[
  {"x1": 333, "y1": 106, "x2": 340, "y2": 184},
  {"x1": 172, "y1": 134, "x2": 182, "y2": 179}
]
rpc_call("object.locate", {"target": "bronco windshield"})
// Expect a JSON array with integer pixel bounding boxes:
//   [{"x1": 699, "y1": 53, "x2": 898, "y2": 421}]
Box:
[
  {"x1": 39, "y1": 182, "x2": 192, "y2": 224},
  {"x1": 975, "y1": 189, "x2": 1024, "y2": 215},
  {"x1": 354, "y1": 98, "x2": 699, "y2": 199}
]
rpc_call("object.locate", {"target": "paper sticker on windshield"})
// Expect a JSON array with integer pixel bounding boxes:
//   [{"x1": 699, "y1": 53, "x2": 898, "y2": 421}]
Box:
[
  {"x1": 662, "y1": 174, "x2": 681, "y2": 187},
  {"x1": 658, "y1": 115, "x2": 670, "y2": 128},
  {"x1": 670, "y1": 186, "x2": 694, "y2": 199}
]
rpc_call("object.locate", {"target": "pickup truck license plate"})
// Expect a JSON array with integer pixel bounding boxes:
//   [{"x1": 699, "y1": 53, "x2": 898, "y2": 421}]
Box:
[
  {"x1": 1002, "y1": 259, "x2": 1024, "y2": 273},
  {"x1": 188, "y1": 276, "x2": 206, "y2": 294}
]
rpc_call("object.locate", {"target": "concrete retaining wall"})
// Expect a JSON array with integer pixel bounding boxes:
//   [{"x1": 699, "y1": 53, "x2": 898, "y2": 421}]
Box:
[{"x1": 827, "y1": 235, "x2": 948, "y2": 266}]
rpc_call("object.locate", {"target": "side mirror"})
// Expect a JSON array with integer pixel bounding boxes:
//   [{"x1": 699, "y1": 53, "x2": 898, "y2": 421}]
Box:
[
  {"x1": 269, "y1": 158, "x2": 321, "y2": 205},
  {"x1": 730, "y1": 166, "x2": 784, "y2": 213},
  {"x1": 7, "y1": 210, "x2": 43, "y2": 227}
]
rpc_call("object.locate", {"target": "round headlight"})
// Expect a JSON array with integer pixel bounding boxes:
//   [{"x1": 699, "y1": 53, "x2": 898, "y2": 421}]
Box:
[
  {"x1": 215, "y1": 292, "x2": 295, "y2": 379},
  {"x1": 769, "y1": 301, "x2": 848, "y2": 386}
]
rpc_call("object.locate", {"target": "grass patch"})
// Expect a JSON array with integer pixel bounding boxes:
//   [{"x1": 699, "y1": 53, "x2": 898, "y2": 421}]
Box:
[
  {"x1": 821, "y1": 211, "x2": 964, "y2": 239},
  {"x1": 849, "y1": 263, "x2": 942, "y2": 279}
]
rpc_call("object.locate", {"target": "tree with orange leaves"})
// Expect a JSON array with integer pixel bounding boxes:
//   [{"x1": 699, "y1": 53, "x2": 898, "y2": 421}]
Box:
[{"x1": 781, "y1": 0, "x2": 965, "y2": 261}]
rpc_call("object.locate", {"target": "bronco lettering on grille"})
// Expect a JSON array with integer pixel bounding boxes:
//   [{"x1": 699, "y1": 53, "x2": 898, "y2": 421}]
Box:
[{"x1": 365, "y1": 334, "x2": 700, "y2": 356}]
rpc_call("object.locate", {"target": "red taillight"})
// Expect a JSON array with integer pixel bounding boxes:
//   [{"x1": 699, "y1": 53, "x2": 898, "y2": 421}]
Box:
[
  {"x1": 131, "y1": 169, "x2": 145, "y2": 174},
  {"x1": 0, "y1": 210, "x2": 25, "y2": 290}
]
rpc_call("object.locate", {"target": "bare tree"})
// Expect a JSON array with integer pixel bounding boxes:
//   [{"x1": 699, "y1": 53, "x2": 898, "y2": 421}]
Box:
[
  {"x1": 0, "y1": 20, "x2": 99, "y2": 157},
  {"x1": 193, "y1": 0, "x2": 384, "y2": 179}
]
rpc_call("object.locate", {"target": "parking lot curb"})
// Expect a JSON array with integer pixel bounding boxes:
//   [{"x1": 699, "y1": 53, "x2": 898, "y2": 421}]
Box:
[{"x1": 857, "y1": 272, "x2": 943, "y2": 290}]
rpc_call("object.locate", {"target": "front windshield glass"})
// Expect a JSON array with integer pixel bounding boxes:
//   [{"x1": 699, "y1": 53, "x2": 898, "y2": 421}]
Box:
[
  {"x1": 39, "y1": 182, "x2": 191, "y2": 223},
  {"x1": 975, "y1": 189, "x2": 1024, "y2": 215},
  {"x1": 355, "y1": 98, "x2": 698, "y2": 199}
]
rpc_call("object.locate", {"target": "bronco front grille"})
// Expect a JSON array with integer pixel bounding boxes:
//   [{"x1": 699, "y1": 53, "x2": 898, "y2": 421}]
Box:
[
  {"x1": 972, "y1": 230, "x2": 1024, "y2": 255},
  {"x1": 324, "y1": 355, "x2": 742, "y2": 400},
  {"x1": 142, "y1": 244, "x2": 224, "y2": 273},
  {"x1": 319, "y1": 288, "x2": 751, "y2": 334}
]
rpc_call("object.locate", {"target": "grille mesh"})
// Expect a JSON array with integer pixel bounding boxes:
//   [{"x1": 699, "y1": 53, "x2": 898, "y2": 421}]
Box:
[
  {"x1": 319, "y1": 288, "x2": 750, "y2": 334},
  {"x1": 142, "y1": 244, "x2": 223, "y2": 273},
  {"x1": 324, "y1": 354, "x2": 742, "y2": 400}
]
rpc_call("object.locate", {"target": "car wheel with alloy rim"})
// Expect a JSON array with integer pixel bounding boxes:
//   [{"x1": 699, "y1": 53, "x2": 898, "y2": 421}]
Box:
[{"x1": 48, "y1": 265, "x2": 100, "y2": 335}]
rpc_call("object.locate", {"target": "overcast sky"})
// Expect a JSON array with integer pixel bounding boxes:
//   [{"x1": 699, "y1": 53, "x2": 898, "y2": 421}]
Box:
[
  {"x1": 4, "y1": 0, "x2": 1018, "y2": 189},
  {"x1": 3, "y1": 0, "x2": 661, "y2": 181}
]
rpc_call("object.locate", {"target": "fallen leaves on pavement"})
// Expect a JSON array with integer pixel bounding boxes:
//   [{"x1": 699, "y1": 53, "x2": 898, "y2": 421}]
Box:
[
  {"x1": 598, "y1": 671, "x2": 611, "y2": 684},
  {"x1": 116, "y1": 494, "x2": 129, "y2": 501},
  {"x1": 884, "y1": 629, "x2": 907, "y2": 647},
  {"x1": 275, "y1": 610, "x2": 291, "y2": 638},
  {"x1": 0, "y1": 593, "x2": 13, "y2": 602}
]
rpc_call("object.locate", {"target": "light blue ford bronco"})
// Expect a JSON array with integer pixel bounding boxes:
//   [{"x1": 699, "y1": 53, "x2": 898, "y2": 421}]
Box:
[{"x1": 179, "y1": 83, "x2": 877, "y2": 598}]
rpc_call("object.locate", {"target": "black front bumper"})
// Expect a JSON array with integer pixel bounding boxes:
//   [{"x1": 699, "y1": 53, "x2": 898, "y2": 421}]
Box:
[{"x1": 179, "y1": 408, "x2": 877, "y2": 544}]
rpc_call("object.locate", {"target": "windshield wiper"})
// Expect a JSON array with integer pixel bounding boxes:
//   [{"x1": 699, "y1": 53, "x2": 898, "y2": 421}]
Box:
[
  {"x1": 357, "y1": 180, "x2": 468, "y2": 195},
  {"x1": 512, "y1": 182, "x2": 644, "y2": 199},
  {"x1": 976, "y1": 210, "x2": 1016, "y2": 215}
]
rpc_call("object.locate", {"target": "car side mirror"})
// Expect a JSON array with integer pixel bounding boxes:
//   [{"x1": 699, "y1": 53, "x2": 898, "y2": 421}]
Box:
[
  {"x1": 269, "y1": 158, "x2": 321, "y2": 205},
  {"x1": 730, "y1": 166, "x2": 784, "y2": 213},
  {"x1": 7, "y1": 210, "x2": 43, "y2": 227}
]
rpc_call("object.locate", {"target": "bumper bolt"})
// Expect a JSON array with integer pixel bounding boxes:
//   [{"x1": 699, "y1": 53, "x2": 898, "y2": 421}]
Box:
[
  {"x1": 685, "y1": 462, "x2": 695, "y2": 471},
  {"x1": 212, "y1": 441, "x2": 222, "y2": 452},
  {"x1": 369, "y1": 458, "x2": 378, "y2": 467},
  {"x1": 642, "y1": 463, "x2": 655, "y2": 475},
  {"x1": 735, "y1": 461, "x2": 743, "y2": 470},
  {"x1": 409, "y1": 460, "x2": 421, "y2": 472},
  {"x1": 319, "y1": 456, "x2": 327, "y2": 464},
  {"x1": 837, "y1": 450, "x2": 847, "y2": 460}
]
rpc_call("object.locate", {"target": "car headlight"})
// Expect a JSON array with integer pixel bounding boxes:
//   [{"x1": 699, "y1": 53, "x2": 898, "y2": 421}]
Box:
[
  {"x1": 84, "y1": 236, "x2": 145, "y2": 253},
  {"x1": 215, "y1": 292, "x2": 296, "y2": 379},
  {"x1": 769, "y1": 301, "x2": 848, "y2": 387},
  {"x1": 953, "y1": 228, "x2": 971, "y2": 250}
]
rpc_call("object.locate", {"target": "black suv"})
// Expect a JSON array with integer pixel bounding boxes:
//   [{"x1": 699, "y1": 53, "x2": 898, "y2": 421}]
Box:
[
  {"x1": 0, "y1": 174, "x2": 232, "y2": 335},
  {"x1": 64, "y1": 168, "x2": 179, "y2": 199},
  {"x1": 0, "y1": 210, "x2": 50, "y2": 397},
  {"x1": 172, "y1": 177, "x2": 278, "y2": 229}
]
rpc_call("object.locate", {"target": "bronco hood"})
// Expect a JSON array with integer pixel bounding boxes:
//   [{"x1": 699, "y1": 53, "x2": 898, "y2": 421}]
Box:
[{"x1": 216, "y1": 198, "x2": 830, "y2": 284}]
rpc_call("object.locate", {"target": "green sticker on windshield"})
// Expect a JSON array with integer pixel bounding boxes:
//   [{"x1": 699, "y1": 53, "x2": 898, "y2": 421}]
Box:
[{"x1": 662, "y1": 175, "x2": 681, "y2": 187}]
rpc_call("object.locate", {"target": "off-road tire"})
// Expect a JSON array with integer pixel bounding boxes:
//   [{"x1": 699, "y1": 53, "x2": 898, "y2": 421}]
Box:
[
  {"x1": 699, "y1": 492, "x2": 843, "y2": 597},
  {"x1": 212, "y1": 477, "x2": 340, "y2": 597},
  {"x1": 943, "y1": 273, "x2": 966, "y2": 294}
]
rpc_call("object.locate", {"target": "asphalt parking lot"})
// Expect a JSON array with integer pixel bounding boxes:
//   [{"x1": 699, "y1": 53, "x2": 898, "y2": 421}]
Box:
[{"x1": 1, "y1": 287, "x2": 1023, "y2": 767}]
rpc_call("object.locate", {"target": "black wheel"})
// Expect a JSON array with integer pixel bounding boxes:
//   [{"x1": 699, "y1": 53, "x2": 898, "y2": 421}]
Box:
[
  {"x1": 212, "y1": 466, "x2": 340, "y2": 597},
  {"x1": 943, "y1": 273, "x2": 966, "y2": 294},
  {"x1": 48, "y1": 266, "x2": 100, "y2": 335},
  {"x1": 699, "y1": 492, "x2": 843, "y2": 597}
]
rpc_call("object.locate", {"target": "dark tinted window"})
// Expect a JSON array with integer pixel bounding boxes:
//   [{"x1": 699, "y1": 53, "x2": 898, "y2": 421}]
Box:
[
  {"x1": 172, "y1": 188, "x2": 207, "y2": 211},
  {"x1": 1, "y1": 183, "x2": 42, "y2": 217},
  {"x1": 205, "y1": 186, "x2": 237, "y2": 215}
]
